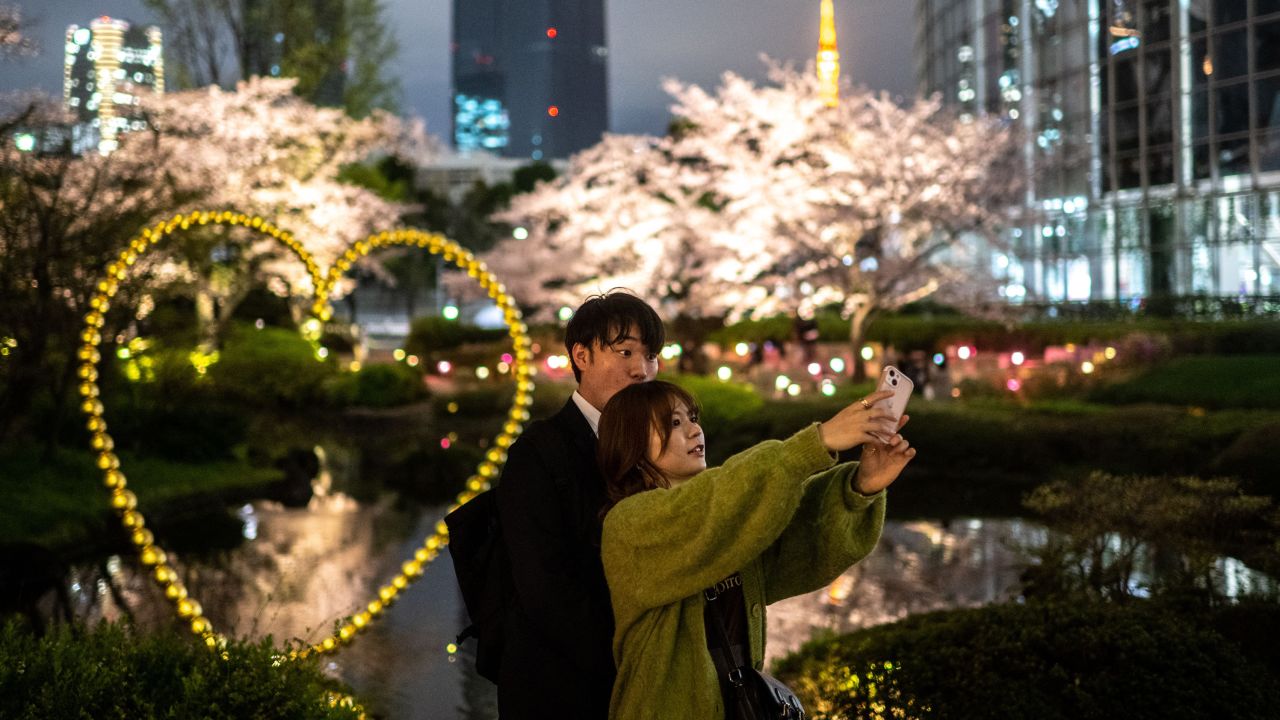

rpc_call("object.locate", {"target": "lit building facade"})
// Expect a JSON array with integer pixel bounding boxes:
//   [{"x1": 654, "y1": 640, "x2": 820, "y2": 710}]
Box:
[
  {"x1": 451, "y1": 0, "x2": 609, "y2": 160},
  {"x1": 916, "y1": 0, "x2": 1280, "y2": 307},
  {"x1": 64, "y1": 17, "x2": 164, "y2": 155}
]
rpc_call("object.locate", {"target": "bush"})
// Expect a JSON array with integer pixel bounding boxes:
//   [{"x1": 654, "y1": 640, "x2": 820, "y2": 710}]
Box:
[
  {"x1": 0, "y1": 621, "x2": 362, "y2": 719},
  {"x1": 665, "y1": 373, "x2": 765, "y2": 428},
  {"x1": 405, "y1": 317, "x2": 507, "y2": 355},
  {"x1": 322, "y1": 362, "x2": 428, "y2": 408},
  {"x1": 208, "y1": 324, "x2": 337, "y2": 409},
  {"x1": 773, "y1": 600, "x2": 1280, "y2": 720}
]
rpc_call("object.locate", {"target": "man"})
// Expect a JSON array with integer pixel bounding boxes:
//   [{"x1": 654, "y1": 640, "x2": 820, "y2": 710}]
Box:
[{"x1": 495, "y1": 291, "x2": 664, "y2": 718}]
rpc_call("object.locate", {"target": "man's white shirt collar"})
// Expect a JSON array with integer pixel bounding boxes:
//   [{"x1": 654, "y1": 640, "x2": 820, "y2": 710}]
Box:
[{"x1": 571, "y1": 390, "x2": 602, "y2": 436}]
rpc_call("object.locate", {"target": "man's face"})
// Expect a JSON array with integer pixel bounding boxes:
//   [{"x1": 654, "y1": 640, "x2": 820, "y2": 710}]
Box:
[{"x1": 573, "y1": 325, "x2": 659, "y2": 408}]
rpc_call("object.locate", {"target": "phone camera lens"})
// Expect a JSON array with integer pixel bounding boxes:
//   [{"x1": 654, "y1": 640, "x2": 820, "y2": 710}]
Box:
[{"x1": 891, "y1": 378, "x2": 898, "y2": 385}]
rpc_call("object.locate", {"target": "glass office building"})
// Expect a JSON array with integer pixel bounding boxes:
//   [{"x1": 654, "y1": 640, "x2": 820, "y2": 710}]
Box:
[
  {"x1": 452, "y1": 0, "x2": 609, "y2": 160},
  {"x1": 64, "y1": 17, "x2": 164, "y2": 155},
  {"x1": 916, "y1": 0, "x2": 1280, "y2": 306}
]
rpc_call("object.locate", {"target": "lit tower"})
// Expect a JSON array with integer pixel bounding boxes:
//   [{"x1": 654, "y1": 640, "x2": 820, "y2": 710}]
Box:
[
  {"x1": 64, "y1": 17, "x2": 164, "y2": 154},
  {"x1": 816, "y1": 0, "x2": 840, "y2": 107}
]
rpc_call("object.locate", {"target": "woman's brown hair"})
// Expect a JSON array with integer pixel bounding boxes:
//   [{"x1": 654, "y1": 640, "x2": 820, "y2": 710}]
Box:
[{"x1": 597, "y1": 381, "x2": 701, "y2": 518}]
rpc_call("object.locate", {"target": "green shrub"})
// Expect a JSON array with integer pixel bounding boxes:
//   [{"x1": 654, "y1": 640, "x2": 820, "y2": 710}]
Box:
[
  {"x1": 104, "y1": 352, "x2": 250, "y2": 462},
  {"x1": 773, "y1": 600, "x2": 1280, "y2": 720},
  {"x1": 665, "y1": 373, "x2": 765, "y2": 427},
  {"x1": 1090, "y1": 355, "x2": 1280, "y2": 409},
  {"x1": 208, "y1": 324, "x2": 337, "y2": 408},
  {"x1": 405, "y1": 316, "x2": 507, "y2": 354},
  {"x1": 0, "y1": 621, "x2": 362, "y2": 719},
  {"x1": 323, "y1": 363, "x2": 428, "y2": 408}
]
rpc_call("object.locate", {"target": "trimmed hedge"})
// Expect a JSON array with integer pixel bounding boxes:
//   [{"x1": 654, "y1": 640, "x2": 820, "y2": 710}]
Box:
[
  {"x1": 0, "y1": 621, "x2": 362, "y2": 719},
  {"x1": 709, "y1": 312, "x2": 1280, "y2": 355},
  {"x1": 692, "y1": 394, "x2": 1278, "y2": 491},
  {"x1": 773, "y1": 600, "x2": 1280, "y2": 720}
]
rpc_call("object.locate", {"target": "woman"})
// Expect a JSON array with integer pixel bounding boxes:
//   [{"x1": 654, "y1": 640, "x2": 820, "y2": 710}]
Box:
[{"x1": 597, "y1": 381, "x2": 915, "y2": 720}]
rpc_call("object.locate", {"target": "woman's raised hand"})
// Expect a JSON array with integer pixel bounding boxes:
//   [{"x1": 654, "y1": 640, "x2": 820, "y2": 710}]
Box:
[{"x1": 817, "y1": 390, "x2": 899, "y2": 452}]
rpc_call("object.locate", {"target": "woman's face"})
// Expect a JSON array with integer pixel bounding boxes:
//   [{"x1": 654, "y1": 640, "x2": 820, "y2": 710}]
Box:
[{"x1": 647, "y1": 400, "x2": 705, "y2": 485}]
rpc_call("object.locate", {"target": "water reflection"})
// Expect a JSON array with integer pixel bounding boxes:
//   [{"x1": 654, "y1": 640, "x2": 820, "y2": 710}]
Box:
[
  {"x1": 39, "y1": 504, "x2": 1277, "y2": 719},
  {"x1": 766, "y1": 518, "x2": 1045, "y2": 662}
]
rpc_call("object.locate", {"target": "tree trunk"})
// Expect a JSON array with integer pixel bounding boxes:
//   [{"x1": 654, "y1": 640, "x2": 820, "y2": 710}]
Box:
[
  {"x1": 848, "y1": 304, "x2": 874, "y2": 382},
  {"x1": 196, "y1": 284, "x2": 218, "y2": 353}
]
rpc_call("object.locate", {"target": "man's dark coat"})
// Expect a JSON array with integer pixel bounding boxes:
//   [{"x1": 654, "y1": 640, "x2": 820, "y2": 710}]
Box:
[{"x1": 495, "y1": 399, "x2": 615, "y2": 718}]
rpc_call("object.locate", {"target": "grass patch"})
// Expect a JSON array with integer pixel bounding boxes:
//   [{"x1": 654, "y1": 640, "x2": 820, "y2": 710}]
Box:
[
  {"x1": 0, "y1": 445, "x2": 281, "y2": 549},
  {"x1": 1091, "y1": 355, "x2": 1280, "y2": 409}
]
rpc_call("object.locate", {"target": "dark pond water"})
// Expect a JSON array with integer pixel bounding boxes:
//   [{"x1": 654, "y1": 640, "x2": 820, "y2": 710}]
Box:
[{"x1": 30, "y1": 438, "x2": 1279, "y2": 720}]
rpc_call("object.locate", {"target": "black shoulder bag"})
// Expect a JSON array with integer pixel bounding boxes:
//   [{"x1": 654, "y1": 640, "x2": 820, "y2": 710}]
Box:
[{"x1": 703, "y1": 586, "x2": 806, "y2": 720}]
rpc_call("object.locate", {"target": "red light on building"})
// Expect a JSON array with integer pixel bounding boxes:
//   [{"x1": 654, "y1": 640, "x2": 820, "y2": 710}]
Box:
[
  {"x1": 547, "y1": 105, "x2": 560, "y2": 117},
  {"x1": 546, "y1": 27, "x2": 558, "y2": 39}
]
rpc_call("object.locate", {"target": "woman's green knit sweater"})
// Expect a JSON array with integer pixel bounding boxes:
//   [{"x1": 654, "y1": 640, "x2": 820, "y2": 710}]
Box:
[{"x1": 600, "y1": 423, "x2": 887, "y2": 720}]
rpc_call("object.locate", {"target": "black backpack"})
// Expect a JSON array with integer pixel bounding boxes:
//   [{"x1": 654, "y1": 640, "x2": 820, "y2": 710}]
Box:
[
  {"x1": 444, "y1": 488, "x2": 506, "y2": 682},
  {"x1": 444, "y1": 422, "x2": 571, "y2": 683}
]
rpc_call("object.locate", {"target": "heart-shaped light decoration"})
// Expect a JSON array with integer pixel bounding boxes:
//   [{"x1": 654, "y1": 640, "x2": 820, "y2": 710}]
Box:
[{"x1": 77, "y1": 210, "x2": 534, "y2": 656}]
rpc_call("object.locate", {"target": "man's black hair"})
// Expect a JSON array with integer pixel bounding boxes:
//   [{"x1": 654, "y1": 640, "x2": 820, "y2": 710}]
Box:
[{"x1": 564, "y1": 290, "x2": 665, "y2": 382}]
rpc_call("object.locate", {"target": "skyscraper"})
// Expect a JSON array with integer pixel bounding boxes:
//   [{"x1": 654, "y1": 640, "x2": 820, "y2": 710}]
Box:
[
  {"x1": 64, "y1": 16, "x2": 164, "y2": 155},
  {"x1": 916, "y1": 0, "x2": 1280, "y2": 307},
  {"x1": 452, "y1": 0, "x2": 609, "y2": 160}
]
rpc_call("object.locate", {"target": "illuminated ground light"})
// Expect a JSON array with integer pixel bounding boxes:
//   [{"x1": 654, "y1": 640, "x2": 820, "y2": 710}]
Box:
[
  {"x1": 957, "y1": 346, "x2": 973, "y2": 360},
  {"x1": 775, "y1": 375, "x2": 791, "y2": 391},
  {"x1": 821, "y1": 379, "x2": 836, "y2": 396},
  {"x1": 1105, "y1": 346, "x2": 1117, "y2": 359},
  {"x1": 437, "y1": 360, "x2": 452, "y2": 374},
  {"x1": 1011, "y1": 351, "x2": 1025, "y2": 366},
  {"x1": 807, "y1": 362, "x2": 822, "y2": 376},
  {"x1": 735, "y1": 342, "x2": 749, "y2": 357},
  {"x1": 1006, "y1": 378, "x2": 1022, "y2": 392},
  {"x1": 717, "y1": 366, "x2": 732, "y2": 381},
  {"x1": 860, "y1": 346, "x2": 874, "y2": 361},
  {"x1": 829, "y1": 357, "x2": 846, "y2": 374},
  {"x1": 1081, "y1": 361, "x2": 1095, "y2": 374},
  {"x1": 442, "y1": 304, "x2": 459, "y2": 320},
  {"x1": 787, "y1": 383, "x2": 802, "y2": 397}
]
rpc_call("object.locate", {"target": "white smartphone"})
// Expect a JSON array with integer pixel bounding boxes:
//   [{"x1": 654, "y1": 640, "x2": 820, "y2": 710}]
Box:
[{"x1": 871, "y1": 365, "x2": 914, "y2": 441}]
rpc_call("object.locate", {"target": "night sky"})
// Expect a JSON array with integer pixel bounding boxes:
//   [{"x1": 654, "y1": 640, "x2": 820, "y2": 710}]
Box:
[{"x1": 4, "y1": 0, "x2": 916, "y2": 142}]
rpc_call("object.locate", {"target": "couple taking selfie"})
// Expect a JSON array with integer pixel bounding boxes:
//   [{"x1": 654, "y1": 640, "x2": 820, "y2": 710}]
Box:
[{"x1": 451, "y1": 290, "x2": 916, "y2": 720}]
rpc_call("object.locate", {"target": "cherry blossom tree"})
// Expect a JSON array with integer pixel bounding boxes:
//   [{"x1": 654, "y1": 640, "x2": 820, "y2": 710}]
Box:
[
  {"x1": 483, "y1": 63, "x2": 1022, "y2": 376},
  {"x1": 0, "y1": 97, "x2": 184, "y2": 444},
  {"x1": 139, "y1": 77, "x2": 434, "y2": 347},
  {"x1": 0, "y1": 4, "x2": 34, "y2": 59}
]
